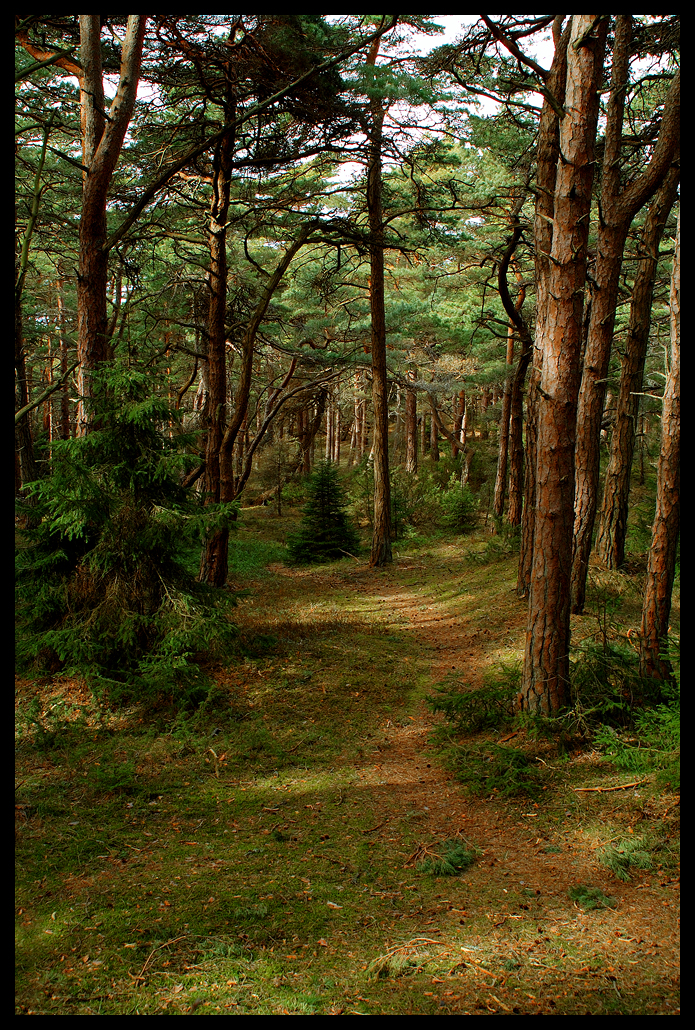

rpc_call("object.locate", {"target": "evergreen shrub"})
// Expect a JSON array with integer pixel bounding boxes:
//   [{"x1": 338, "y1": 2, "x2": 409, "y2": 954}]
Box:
[
  {"x1": 15, "y1": 367, "x2": 240, "y2": 706},
  {"x1": 439, "y1": 479, "x2": 479, "y2": 532},
  {"x1": 286, "y1": 460, "x2": 361, "y2": 563}
]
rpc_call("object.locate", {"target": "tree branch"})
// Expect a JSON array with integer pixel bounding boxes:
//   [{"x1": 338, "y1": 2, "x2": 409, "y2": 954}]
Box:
[{"x1": 103, "y1": 16, "x2": 400, "y2": 254}]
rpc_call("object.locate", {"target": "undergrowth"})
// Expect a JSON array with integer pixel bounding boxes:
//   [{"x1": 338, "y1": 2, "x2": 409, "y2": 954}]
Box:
[{"x1": 15, "y1": 366, "x2": 240, "y2": 708}]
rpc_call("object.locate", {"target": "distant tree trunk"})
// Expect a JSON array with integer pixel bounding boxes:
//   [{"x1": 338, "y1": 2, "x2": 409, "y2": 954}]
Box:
[
  {"x1": 333, "y1": 399, "x2": 341, "y2": 464},
  {"x1": 57, "y1": 274, "x2": 71, "y2": 439},
  {"x1": 15, "y1": 281, "x2": 37, "y2": 495},
  {"x1": 201, "y1": 221, "x2": 315, "y2": 584},
  {"x1": 493, "y1": 324, "x2": 515, "y2": 518},
  {"x1": 430, "y1": 404, "x2": 439, "y2": 461},
  {"x1": 570, "y1": 20, "x2": 679, "y2": 611},
  {"x1": 596, "y1": 164, "x2": 680, "y2": 569},
  {"x1": 452, "y1": 390, "x2": 465, "y2": 459},
  {"x1": 493, "y1": 209, "x2": 529, "y2": 521},
  {"x1": 421, "y1": 410, "x2": 429, "y2": 457},
  {"x1": 405, "y1": 366, "x2": 418, "y2": 473},
  {"x1": 640, "y1": 209, "x2": 679, "y2": 680},
  {"x1": 517, "y1": 15, "x2": 570, "y2": 598},
  {"x1": 325, "y1": 392, "x2": 334, "y2": 461},
  {"x1": 520, "y1": 15, "x2": 608, "y2": 715},
  {"x1": 199, "y1": 94, "x2": 236, "y2": 587},
  {"x1": 507, "y1": 337, "x2": 532, "y2": 527},
  {"x1": 366, "y1": 38, "x2": 392, "y2": 567}
]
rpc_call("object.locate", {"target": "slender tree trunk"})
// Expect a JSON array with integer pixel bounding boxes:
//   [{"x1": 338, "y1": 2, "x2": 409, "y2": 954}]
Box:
[
  {"x1": 325, "y1": 392, "x2": 334, "y2": 461},
  {"x1": 405, "y1": 366, "x2": 418, "y2": 474},
  {"x1": 493, "y1": 323, "x2": 515, "y2": 518},
  {"x1": 520, "y1": 15, "x2": 608, "y2": 715},
  {"x1": 15, "y1": 280, "x2": 37, "y2": 495},
  {"x1": 494, "y1": 243, "x2": 529, "y2": 522},
  {"x1": 507, "y1": 338, "x2": 532, "y2": 527},
  {"x1": 452, "y1": 391, "x2": 465, "y2": 459},
  {"x1": 640, "y1": 209, "x2": 679, "y2": 680},
  {"x1": 571, "y1": 19, "x2": 680, "y2": 612},
  {"x1": 56, "y1": 270, "x2": 71, "y2": 439},
  {"x1": 200, "y1": 222, "x2": 316, "y2": 584},
  {"x1": 596, "y1": 164, "x2": 680, "y2": 568},
  {"x1": 366, "y1": 40, "x2": 392, "y2": 566},
  {"x1": 199, "y1": 97, "x2": 236, "y2": 587},
  {"x1": 430, "y1": 403, "x2": 439, "y2": 461}
]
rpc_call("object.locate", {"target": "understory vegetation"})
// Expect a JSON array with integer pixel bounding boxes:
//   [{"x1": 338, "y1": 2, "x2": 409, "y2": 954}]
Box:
[{"x1": 16, "y1": 496, "x2": 679, "y2": 1015}]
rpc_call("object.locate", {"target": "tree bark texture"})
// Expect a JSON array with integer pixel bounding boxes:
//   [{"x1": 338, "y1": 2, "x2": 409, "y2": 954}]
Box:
[
  {"x1": 520, "y1": 15, "x2": 608, "y2": 715},
  {"x1": 366, "y1": 39, "x2": 392, "y2": 567},
  {"x1": 199, "y1": 100, "x2": 236, "y2": 587},
  {"x1": 570, "y1": 19, "x2": 680, "y2": 612},
  {"x1": 640, "y1": 208, "x2": 679, "y2": 680},
  {"x1": 517, "y1": 16, "x2": 570, "y2": 597},
  {"x1": 75, "y1": 15, "x2": 146, "y2": 434},
  {"x1": 595, "y1": 163, "x2": 680, "y2": 569},
  {"x1": 405, "y1": 366, "x2": 418, "y2": 474}
]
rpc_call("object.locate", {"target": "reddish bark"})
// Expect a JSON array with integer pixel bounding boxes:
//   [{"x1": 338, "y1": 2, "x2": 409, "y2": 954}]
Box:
[
  {"x1": 640, "y1": 209, "x2": 679, "y2": 681},
  {"x1": 74, "y1": 16, "x2": 146, "y2": 433},
  {"x1": 520, "y1": 15, "x2": 608, "y2": 715},
  {"x1": 366, "y1": 36, "x2": 392, "y2": 567},
  {"x1": 517, "y1": 15, "x2": 570, "y2": 598},
  {"x1": 570, "y1": 20, "x2": 680, "y2": 611},
  {"x1": 596, "y1": 164, "x2": 680, "y2": 569}
]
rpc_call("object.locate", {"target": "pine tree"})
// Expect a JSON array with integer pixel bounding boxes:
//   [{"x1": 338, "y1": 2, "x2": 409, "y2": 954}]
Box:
[{"x1": 286, "y1": 460, "x2": 361, "y2": 564}]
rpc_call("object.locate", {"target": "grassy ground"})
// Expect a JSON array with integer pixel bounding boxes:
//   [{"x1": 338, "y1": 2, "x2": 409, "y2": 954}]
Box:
[{"x1": 15, "y1": 505, "x2": 680, "y2": 1015}]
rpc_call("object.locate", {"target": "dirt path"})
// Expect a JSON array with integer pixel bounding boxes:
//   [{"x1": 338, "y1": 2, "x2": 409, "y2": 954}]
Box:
[{"x1": 266, "y1": 555, "x2": 680, "y2": 1014}]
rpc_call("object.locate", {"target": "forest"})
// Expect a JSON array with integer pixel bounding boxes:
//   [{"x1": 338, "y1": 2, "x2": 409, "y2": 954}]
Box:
[{"x1": 16, "y1": 15, "x2": 679, "y2": 1016}]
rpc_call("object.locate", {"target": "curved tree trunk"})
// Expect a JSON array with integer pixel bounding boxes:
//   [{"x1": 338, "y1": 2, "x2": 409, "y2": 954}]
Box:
[
  {"x1": 595, "y1": 164, "x2": 680, "y2": 569},
  {"x1": 640, "y1": 208, "x2": 679, "y2": 681},
  {"x1": 570, "y1": 22, "x2": 680, "y2": 612}
]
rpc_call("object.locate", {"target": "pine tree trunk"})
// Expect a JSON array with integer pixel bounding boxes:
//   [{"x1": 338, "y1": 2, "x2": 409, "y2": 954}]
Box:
[
  {"x1": 199, "y1": 97, "x2": 236, "y2": 587},
  {"x1": 430, "y1": 413, "x2": 439, "y2": 461},
  {"x1": 520, "y1": 15, "x2": 608, "y2": 715},
  {"x1": 493, "y1": 324, "x2": 515, "y2": 517},
  {"x1": 571, "y1": 18, "x2": 680, "y2": 613},
  {"x1": 596, "y1": 164, "x2": 680, "y2": 569},
  {"x1": 517, "y1": 16, "x2": 570, "y2": 599},
  {"x1": 640, "y1": 209, "x2": 679, "y2": 680},
  {"x1": 405, "y1": 366, "x2": 417, "y2": 474},
  {"x1": 507, "y1": 339, "x2": 532, "y2": 527},
  {"x1": 75, "y1": 16, "x2": 146, "y2": 434},
  {"x1": 366, "y1": 42, "x2": 392, "y2": 567}
]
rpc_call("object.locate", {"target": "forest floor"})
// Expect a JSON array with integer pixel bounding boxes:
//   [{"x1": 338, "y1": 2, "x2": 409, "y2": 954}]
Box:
[{"x1": 15, "y1": 508, "x2": 680, "y2": 1015}]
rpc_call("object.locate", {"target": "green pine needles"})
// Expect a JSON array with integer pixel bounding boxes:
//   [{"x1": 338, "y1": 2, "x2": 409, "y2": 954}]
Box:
[
  {"x1": 15, "y1": 366, "x2": 240, "y2": 706},
  {"x1": 286, "y1": 460, "x2": 361, "y2": 564}
]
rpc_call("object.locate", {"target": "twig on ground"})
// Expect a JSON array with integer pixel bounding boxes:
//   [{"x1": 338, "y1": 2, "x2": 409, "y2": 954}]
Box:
[{"x1": 572, "y1": 779, "x2": 648, "y2": 793}]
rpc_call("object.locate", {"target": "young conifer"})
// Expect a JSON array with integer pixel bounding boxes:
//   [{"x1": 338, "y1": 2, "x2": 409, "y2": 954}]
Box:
[{"x1": 286, "y1": 460, "x2": 361, "y2": 564}]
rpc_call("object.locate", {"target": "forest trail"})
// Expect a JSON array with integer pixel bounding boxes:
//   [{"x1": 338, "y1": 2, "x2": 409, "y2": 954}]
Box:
[
  {"x1": 16, "y1": 531, "x2": 679, "y2": 1015},
  {"x1": 240, "y1": 539, "x2": 680, "y2": 1014}
]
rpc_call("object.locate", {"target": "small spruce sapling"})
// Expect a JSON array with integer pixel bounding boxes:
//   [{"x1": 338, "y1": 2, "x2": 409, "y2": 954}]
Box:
[{"x1": 286, "y1": 459, "x2": 361, "y2": 563}]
